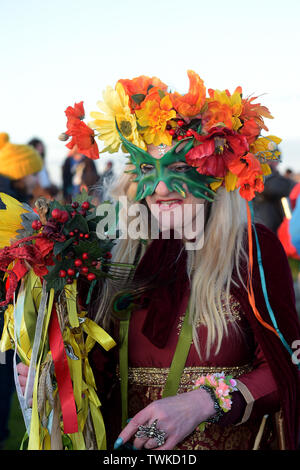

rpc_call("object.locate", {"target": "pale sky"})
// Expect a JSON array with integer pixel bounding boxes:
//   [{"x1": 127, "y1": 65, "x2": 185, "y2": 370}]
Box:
[{"x1": 1, "y1": 0, "x2": 300, "y2": 183}]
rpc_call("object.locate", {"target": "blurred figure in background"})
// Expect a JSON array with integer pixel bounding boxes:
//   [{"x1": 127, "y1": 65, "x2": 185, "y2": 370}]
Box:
[
  {"x1": 62, "y1": 145, "x2": 99, "y2": 203},
  {"x1": 27, "y1": 137, "x2": 58, "y2": 199},
  {"x1": 0, "y1": 132, "x2": 43, "y2": 205},
  {"x1": 98, "y1": 160, "x2": 115, "y2": 202},
  {"x1": 0, "y1": 132, "x2": 43, "y2": 449},
  {"x1": 253, "y1": 160, "x2": 296, "y2": 234},
  {"x1": 277, "y1": 183, "x2": 300, "y2": 319}
]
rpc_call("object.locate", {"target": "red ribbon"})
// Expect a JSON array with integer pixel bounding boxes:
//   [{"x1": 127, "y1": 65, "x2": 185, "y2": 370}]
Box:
[{"x1": 49, "y1": 305, "x2": 78, "y2": 434}]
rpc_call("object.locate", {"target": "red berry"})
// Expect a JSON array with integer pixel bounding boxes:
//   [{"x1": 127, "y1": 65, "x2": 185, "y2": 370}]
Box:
[
  {"x1": 51, "y1": 209, "x2": 61, "y2": 219},
  {"x1": 71, "y1": 202, "x2": 79, "y2": 209},
  {"x1": 74, "y1": 259, "x2": 82, "y2": 267},
  {"x1": 87, "y1": 273, "x2": 96, "y2": 281},
  {"x1": 82, "y1": 201, "x2": 90, "y2": 210},
  {"x1": 73, "y1": 241, "x2": 79, "y2": 246},
  {"x1": 81, "y1": 267, "x2": 89, "y2": 274},
  {"x1": 69, "y1": 231, "x2": 74, "y2": 237},
  {"x1": 177, "y1": 120, "x2": 184, "y2": 127},
  {"x1": 59, "y1": 211, "x2": 69, "y2": 223},
  {"x1": 79, "y1": 233, "x2": 84, "y2": 238},
  {"x1": 186, "y1": 130, "x2": 193, "y2": 137},
  {"x1": 91, "y1": 260, "x2": 98, "y2": 266},
  {"x1": 177, "y1": 135, "x2": 183, "y2": 141},
  {"x1": 32, "y1": 220, "x2": 42, "y2": 231},
  {"x1": 71, "y1": 211, "x2": 77, "y2": 218},
  {"x1": 84, "y1": 233, "x2": 90, "y2": 239},
  {"x1": 82, "y1": 252, "x2": 89, "y2": 260},
  {"x1": 67, "y1": 268, "x2": 75, "y2": 277},
  {"x1": 105, "y1": 252, "x2": 112, "y2": 259},
  {"x1": 168, "y1": 129, "x2": 175, "y2": 136},
  {"x1": 74, "y1": 229, "x2": 79, "y2": 233},
  {"x1": 59, "y1": 270, "x2": 67, "y2": 278}
]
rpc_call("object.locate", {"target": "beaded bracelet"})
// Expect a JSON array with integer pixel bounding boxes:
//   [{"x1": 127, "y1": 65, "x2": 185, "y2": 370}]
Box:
[{"x1": 193, "y1": 372, "x2": 238, "y2": 431}]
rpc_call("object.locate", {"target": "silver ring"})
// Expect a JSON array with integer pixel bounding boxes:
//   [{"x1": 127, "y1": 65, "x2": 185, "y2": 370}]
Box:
[{"x1": 135, "y1": 419, "x2": 166, "y2": 447}]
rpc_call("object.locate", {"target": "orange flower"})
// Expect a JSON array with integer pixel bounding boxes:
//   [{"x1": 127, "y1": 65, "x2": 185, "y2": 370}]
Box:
[
  {"x1": 117, "y1": 75, "x2": 168, "y2": 111},
  {"x1": 239, "y1": 118, "x2": 261, "y2": 144},
  {"x1": 227, "y1": 152, "x2": 262, "y2": 181},
  {"x1": 239, "y1": 175, "x2": 264, "y2": 201},
  {"x1": 203, "y1": 87, "x2": 243, "y2": 132},
  {"x1": 66, "y1": 120, "x2": 99, "y2": 160},
  {"x1": 135, "y1": 94, "x2": 176, "y2": 146},
  {"x1": 241, "y1": 96, "x2": 273, "y2": 132},
  {"x1": 65, "y1": 101, "x2": 85, "y2": 123},
  {"x1": 170, "y1": 70, "x2": 206, "y2": 117},
  {"x1": 202, "y1": 101, "x2": 233, "y2": 132}
]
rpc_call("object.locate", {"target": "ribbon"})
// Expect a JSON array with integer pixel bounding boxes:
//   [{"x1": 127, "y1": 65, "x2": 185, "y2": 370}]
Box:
[{"x1": 48, "y1": 305, "x2": 78, "y2": 434}]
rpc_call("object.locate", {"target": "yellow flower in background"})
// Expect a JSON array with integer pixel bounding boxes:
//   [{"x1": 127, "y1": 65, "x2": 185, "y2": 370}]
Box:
[
  {"x1": 90, "y1": 83, "x2": 146, "y2": 154},
  {"x1": 136, "y1": 94, "x2": 176, "y2": 146},
  {"x1": 0, "y1": 193, "x2": 30, "y2": 249},
  {"x1": 251, "y1": 135, "x2": 282, "y2": 160}
]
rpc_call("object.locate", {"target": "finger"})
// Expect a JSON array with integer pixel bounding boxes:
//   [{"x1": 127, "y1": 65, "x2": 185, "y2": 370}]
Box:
[
  {"x1": 18, "y1": 374, "x2": 27, "y2": 387},
  {"x1": 153, "y1": 436, "x2": 178, "y2": 451},
  {"x1": 17, "y1": 362, "x2": 29, "y2": 376},
  {"x1": 117, "y1": 407, "x2": 153, "y2": 444},
  {"x1": 132, "y1": 436, "x2": 149, "y2": 450},
  {"x1": 143, "y1": 438, "x2": 162, "y2": 450}
]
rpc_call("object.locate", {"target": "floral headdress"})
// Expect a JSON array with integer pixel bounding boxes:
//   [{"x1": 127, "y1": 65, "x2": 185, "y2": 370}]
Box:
[
  {"x1": 59, "y1": 71, "x2": 296, "y2": 365},
  {"x1": 60, "y1": 70, "x2": 281, "y2": 201}
]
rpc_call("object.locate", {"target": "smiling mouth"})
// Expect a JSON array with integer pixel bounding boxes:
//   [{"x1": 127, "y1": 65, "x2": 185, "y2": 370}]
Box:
[{"x1": 156, "y1": 199, "x2": 183, "y2": 210}]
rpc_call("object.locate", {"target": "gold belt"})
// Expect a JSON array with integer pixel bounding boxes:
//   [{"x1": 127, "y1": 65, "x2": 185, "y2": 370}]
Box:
[{"x1": 119, "y1": 364, "x2": 253, "y2": 392}]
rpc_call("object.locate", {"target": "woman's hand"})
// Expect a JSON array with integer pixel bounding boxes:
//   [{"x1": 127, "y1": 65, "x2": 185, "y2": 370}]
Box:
[
  {"x1": 16, "y1": 362, "x2": 30, "y2": 397},
  {"x1": 114, "y1": 388, "x2": 216, "y2": 450}
]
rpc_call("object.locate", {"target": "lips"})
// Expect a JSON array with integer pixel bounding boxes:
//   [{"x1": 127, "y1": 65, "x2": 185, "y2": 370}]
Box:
[{"x1": 156, "y1": 199, "x2": 183, "y2": 210}]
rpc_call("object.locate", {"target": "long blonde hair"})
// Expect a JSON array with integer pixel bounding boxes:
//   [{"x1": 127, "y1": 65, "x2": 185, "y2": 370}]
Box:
[{"x1": 94, "y1": 170, "x2": 249, "y2": 359}]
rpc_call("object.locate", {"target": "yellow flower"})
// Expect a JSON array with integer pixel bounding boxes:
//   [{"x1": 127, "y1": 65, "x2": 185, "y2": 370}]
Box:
[
  {"x1": 135, "y1": 94, "x2": 176, "y2": 146},
  {"x1": 208, "y1": 88, "x2": 243, "y2": 131},
  {"x1": 0, "y1": 193, "x2": 30, "y2": 249},
  {"x1": 251, "y1": 135, "x2": 282, "y2": 161},
  {"x1": 90, "y1": 83, "x2": 146, "y2": 153}
]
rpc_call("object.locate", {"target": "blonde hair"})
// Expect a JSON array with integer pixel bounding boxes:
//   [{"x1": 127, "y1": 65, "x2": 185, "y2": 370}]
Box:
[{"x1": 94, "y1": 169, "x2": 248, "y2": 359}]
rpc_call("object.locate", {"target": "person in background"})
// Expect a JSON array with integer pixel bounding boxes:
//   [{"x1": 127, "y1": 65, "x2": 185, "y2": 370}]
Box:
[
  {"x1": 27, "y1": 137, "x2": 58, "y2": 199},
  {"x1": 0, "y1": 133, "x2": 43, "y2": 205},
  {"x1": 98, "y1": 160, "x2": 115, "y2": 202},
  {"x1": 62, "y1": 146, "x2": 99, "y2": 203},
  {"x1": 253, "y1": 161, "x2": 296, "y2": 234},
  {"x1": 0, "y1": 132, "x2": 43, "y2": 449}
]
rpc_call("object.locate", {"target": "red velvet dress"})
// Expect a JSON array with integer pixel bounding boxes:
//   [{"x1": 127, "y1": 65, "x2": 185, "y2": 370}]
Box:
[{"x1": 90, "y1": 224, "x2": 300, "y2": 450}]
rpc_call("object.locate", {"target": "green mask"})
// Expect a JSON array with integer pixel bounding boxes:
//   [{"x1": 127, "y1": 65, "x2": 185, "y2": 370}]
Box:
[{"x1": 117, "y1": 126, "x2": 218, "y2": 202}]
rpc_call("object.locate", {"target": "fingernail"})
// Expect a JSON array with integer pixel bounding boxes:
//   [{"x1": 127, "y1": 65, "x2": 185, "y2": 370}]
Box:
[
  {"x1": 133, "y1": 445, "x2": 139, "y2": 451},
  {"x1": 113, "y1": 437, "x2": 123, "y2": 449},
  {"x1": 126, "y1": 418, "x2": 132, "y2": 423}
]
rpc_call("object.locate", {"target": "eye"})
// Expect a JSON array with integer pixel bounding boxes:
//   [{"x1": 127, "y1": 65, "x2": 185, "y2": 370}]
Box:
[
  {"x1": 170, "y1": 163, "x2": 191, "y2": 173},
  {"x1": 140, "y1": 163, "x2": 155, "y2": 174}
]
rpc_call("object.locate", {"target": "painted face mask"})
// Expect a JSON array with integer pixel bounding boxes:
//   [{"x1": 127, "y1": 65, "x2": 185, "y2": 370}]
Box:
[{"x1": 118, "y1": 128, "x2": 218, "y2": 202}]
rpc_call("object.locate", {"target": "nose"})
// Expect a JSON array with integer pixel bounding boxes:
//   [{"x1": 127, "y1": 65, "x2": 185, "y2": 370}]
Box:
[{"x1": 154, "y1": 180, "x2": 170, "y2": 197}]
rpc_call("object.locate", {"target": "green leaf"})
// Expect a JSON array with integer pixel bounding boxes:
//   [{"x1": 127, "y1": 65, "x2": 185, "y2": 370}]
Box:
[
  {"x1": 53, "y1": 237, "x2": 74, "y2": 256},
  {"x1": 64, "y1": 214, "x2": 89, "y2": 234},
  {"x1": 131, "y1": 94, "x2": 146, "y2": 105}
]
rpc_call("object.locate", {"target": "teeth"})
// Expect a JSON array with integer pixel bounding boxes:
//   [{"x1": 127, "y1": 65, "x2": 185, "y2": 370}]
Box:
[{"x1": 159, "y1": 200, "x2": 179, "y2": 205}]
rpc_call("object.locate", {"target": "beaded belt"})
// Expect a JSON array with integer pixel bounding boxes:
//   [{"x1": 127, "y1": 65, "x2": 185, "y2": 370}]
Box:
[{"x1": 118, "y1": 364, "x2": 253, "y2": 393}]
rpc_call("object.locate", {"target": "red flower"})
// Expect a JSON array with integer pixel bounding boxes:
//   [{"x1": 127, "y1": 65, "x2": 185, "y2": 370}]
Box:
[
  {"x1": 239, "y1": 176, "x2": 264, "y2": 201},
  {"x1": 66, "y1": 120, "x2": 99, "y2": 160},
  {"x1": 227, "y1": 152, "x2": 262, "y2": 181},
  {"x1": 185, "y1": 127, "x2": 249, "y2": 178},
  {"x1": 65, "y1": 101, "x2": 85, "y2": 123},
  {"x1": 239, "y1": 118, "x2": 261, "y2": 144}
]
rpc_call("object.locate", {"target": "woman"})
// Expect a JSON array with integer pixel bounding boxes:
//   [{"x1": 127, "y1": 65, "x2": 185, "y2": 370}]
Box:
[{"x1": 18, "y1": 71, "x2": 300, "y2": 450}]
